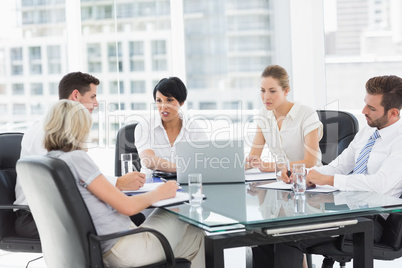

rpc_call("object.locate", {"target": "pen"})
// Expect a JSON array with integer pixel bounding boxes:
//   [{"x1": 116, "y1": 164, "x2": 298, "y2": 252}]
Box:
[
  {"x1": 160, "y1": 177, "x2": 180, "y2": 186},
  {"x1": 132, "y1": 164, "x2": 138, "y2": 172}
]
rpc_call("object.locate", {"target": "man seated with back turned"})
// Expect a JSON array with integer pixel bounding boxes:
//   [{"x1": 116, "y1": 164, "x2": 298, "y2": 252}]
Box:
[
  {"x1": 253, "y1": 75, "x2": 402, "y2": 268},
  {"x1": 14, "y1": 71, "x2": 146, "y2": 239}
]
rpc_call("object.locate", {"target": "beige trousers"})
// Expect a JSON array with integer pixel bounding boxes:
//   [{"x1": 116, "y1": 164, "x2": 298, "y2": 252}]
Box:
[{"x1": 103, "y1": 208, "x2": 205, "y2": 268}]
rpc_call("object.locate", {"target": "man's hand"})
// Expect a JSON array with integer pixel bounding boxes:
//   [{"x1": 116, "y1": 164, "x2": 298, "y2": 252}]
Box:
[
  {"x1": 306, "y1": 169, "x2": 334, "y2": 188},
  {"x1": 116, "y1": 172, "x2": 146, "y2": 191}
]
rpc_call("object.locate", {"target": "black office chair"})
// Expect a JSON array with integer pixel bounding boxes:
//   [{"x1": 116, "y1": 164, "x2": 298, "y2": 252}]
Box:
[
  {"x1": 304, "y1": 111, "x2": 359, "y2": 267},
  {"x1": 0, "y1": 132, "x2": 42, "y2": 253},
  {"x1": 17, "y1": 155, "x2": 191, "y2": 268},
  {"x1": 306, "y1": 212, "x2": 402, "y2": 268},
  {"x1": 115, "y1": 123, "x2": 141, "y2": 176},
  {"x1": 316, "y1": 110, "x2": 359, "y2": 165}
]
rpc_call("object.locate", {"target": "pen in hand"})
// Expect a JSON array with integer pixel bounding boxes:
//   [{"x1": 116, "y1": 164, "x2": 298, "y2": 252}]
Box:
[{"x1": 160, "y1": 177, "x2": 180, "y2": 186}]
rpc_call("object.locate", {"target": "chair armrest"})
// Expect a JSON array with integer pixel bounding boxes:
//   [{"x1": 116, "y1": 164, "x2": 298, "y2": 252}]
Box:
[
  {"x1": 0, "y1": 204, "x2": 30, "y2": 212},
  {"x1": 89, "y1": 227, "x2": 175, "y2": 267}
]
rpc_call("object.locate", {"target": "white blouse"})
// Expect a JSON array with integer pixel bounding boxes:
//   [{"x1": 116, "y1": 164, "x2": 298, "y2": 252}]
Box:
[
  {"x1": 255, "y1": 102, "x2": 323, "y2": 165},
  {"x1": 134, "y1": 112, "x2": 207, "y2": 170}
]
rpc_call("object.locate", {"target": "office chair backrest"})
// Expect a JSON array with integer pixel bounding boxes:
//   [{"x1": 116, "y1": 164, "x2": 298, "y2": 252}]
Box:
[
  {"x1": 115, "y1": 123, "x2": 141, "y2": 176},
  {"x1": 0, "y1": 132, "x2": 23, "y2": 238},
  {"x1": 316, "y1": 110, "x2": 359, "y2": 165},
  {"x1": 17, "y1": 155, "x2": 103, "y2": 267}
]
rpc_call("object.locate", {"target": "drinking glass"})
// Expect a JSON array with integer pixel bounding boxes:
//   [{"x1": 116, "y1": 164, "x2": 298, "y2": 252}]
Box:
[
  {"x1": 275, "y1": 154, "x2": 290, "y2": 182},
  {"x1": 121, "y1": 153, "x2": 133, "y2": 175},
  {"x1": 294, "y1": 194, "x2": 306, "y2": 214},
  {"x1": 188, "y1": 173, "x2": 203, "y2": 207},
  {"x1": 292, "y1": 163, "x2": 306, "y2": 194}
]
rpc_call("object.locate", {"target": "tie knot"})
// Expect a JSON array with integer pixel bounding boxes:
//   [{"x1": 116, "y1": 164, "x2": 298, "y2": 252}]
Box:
[{"x1": 370, "y1": 130, "x2": 380, "y2": 141}]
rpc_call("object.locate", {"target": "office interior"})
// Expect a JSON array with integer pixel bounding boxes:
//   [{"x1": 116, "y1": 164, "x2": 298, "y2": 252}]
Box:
[{"x1": 1, "y1": 0, "x2": 402, "y2": 267}]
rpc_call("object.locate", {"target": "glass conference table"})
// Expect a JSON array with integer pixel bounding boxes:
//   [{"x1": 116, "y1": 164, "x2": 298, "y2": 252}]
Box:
[{"x1": 161, "y1": 182, "x2": 402, "y2": 268}]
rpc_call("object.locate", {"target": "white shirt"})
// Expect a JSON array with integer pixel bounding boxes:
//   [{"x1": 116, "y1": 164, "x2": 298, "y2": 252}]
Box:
[
  {"x1": 256, "y1": 102, "x2": 323, "y2": 165},
  {"x1": 315, "y1": 118, "x2": 402, "y2": 198},
  {"x1": 14, "y1": 116, "x2": 118, "y2": 206},
  {"x1": 134, "y1": 112, "x2": 207, "y2": 171}
]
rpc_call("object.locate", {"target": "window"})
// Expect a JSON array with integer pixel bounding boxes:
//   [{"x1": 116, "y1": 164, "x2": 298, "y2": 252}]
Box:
[
  {"x1": 96, "y1": 5, "x2": 113, "y2": 20},
  {"x1": 11, "y1": 65, "x2": 23, "y2": 75},
  {"x1": 29, "y1": 47, "x2": 42, "y2": 75},
  {"x1": 31, "y1": 83, "x2": 43, "y2": 95},
  {"x1": 87, "y1": 44, "x2": 102, "y2": 73},
  {"x1": 29, "y1": 46, "x2": 41, "y2": 60},
  {"x1": 49, "y1": 82, "x2": 58, "y2": 95},
  {"x1": 151, "y1": 40, "x2": 167, "y2": 71},
  {"x1": 12, "y1": 84, "x2": 24, "y2": 95},
  {"x1": 0, "y1": 104, "x2": 7, "y2": 114},
  {"x1": 47, "y1": 45, "x2": 61, "y2": 74},
  {"x1": 10, "y1": 48, "x2": 23, "y2": 61},
  {"x1": 323, "y1": 0, "x2": 402, "y2": 112},
  {"x1": 200, "y1": 102, "x2": 217, "y2": 110},
  {"x1": 131, "y1": 81, "x2": 146, "y2": 93},
  {"x1": 108, "y1": 42, "x2": 123, "y2": 72},
  {"x1": 109, "y1": 81, "x2": 124, "y2": 94},
  {"x1": 131, "y1": 103, "x2": 146, "y2": 110},
  {"x1": 13, "y1": 104, "x2": 26, "y2": 115},
  {"x1": 31, "y1": 103, "x2": 43, "y2": 114},
  {"x1": 223, "y1": 101, "x2": 241, "y2": 110}
]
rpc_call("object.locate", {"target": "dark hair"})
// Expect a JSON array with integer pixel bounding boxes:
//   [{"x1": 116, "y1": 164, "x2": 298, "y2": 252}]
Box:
[
  {"x1": 58, "y1": 72, "x2": 100, "y2": 100},
  {"x1": 153, "y1": 77, "x2": 187, "y2": 104},
  {"x1": 366, "y1": 75, "x2": 402, "y2": 112},
  {"x1": 261, "y1": 65, "x2": 290, "y2": 89}
]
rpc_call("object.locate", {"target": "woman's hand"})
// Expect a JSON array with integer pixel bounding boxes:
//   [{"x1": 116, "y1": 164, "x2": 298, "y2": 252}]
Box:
[
  {"x1": 116, "y1": 172, "x2": 146, "y2": 191},
  {"x1": 246, "y1": 155, "x2": 262, "y2": 169},
  {"x1": 280, "y1": 167, "x2": 292, "y2": 184},
  {"x1": 155, "y1": 181, "x2": 178, "y2": 200}
]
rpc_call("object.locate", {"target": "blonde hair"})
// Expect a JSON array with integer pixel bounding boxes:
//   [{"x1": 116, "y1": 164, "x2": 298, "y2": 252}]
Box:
[
  {"x1": 261, "y1": 65, "x2": 290, "y2": 89},
  {"x1": 44, "y1": 100, "x2": 92, "y2": 152}
]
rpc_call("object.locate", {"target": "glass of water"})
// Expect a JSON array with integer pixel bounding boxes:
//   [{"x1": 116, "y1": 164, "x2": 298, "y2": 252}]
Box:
[
  {"x1": 292, "y1": 163, "x2": 306, "y2": 194},
  {"x1": 121, "y1": 153, "x2": 133, "y2": 175},
  {"x1": 188, "y1": 173, "x2": 203, "y2": 207},
  {"x1": 275, "y1": 154, "x2": 290, "y2": 182}
]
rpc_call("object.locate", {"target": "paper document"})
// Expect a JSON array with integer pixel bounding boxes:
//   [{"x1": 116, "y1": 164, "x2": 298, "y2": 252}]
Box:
[
  {"x1": 151, "y1": 192, "x2": 190, "y2": 207},
  {"x1": 245, "y1": 169, "x2": 276, "y2": 181},
  {"x1": 257, "y1": 181, "x2": 338, "y2": 193},
  {"x1": 123, "y1": 182, "x2": 182, "y2": 195}
]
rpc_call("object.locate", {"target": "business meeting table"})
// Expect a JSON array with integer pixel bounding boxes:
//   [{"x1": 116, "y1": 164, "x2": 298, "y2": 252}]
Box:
[{"x1": 160, "y1": 182, "x2": 402, "y2": 268}]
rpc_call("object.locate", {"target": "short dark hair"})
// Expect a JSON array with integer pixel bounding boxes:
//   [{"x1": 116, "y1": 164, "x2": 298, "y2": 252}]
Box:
[
  {"x1": 58, "y1": 72, "x2": 100, "y2": 100},
  {"x1": 153, "y1": 77, "x2": 187, "y2": 104},
  {"x1": 366, "y1": 75, "x2": 402, "y2": 112}
]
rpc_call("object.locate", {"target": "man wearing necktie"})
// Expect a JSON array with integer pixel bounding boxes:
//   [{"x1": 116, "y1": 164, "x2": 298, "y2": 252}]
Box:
[{"x1": 253, "y1": 75, "x2": 402, "y2": 268}]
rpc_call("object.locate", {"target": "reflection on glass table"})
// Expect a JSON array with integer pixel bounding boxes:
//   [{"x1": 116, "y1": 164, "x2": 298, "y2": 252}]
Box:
[{"x1": 163, "y1": 183, "x2": 402, "y2": 232}]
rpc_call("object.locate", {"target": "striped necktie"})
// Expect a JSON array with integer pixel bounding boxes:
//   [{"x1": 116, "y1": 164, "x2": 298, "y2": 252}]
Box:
[{"x1": 352, "y1": 130, "x2": 380, "y2": 174}]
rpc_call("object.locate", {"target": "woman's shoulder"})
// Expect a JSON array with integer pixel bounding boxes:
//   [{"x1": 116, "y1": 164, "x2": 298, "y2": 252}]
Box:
[{"x1": 293, "y1": 102, "x2": 316, "y2": 113}]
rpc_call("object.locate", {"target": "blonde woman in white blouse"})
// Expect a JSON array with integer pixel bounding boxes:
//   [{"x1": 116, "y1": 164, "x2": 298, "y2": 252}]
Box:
[{"x1": 247, "y1": 65, "x2": 323, "y2": 172}]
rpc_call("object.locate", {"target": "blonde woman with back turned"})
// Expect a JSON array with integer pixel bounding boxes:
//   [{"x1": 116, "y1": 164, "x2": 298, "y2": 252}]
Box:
[{"x1": 43, "y1": 100, "x2": 205, "y2": 268}]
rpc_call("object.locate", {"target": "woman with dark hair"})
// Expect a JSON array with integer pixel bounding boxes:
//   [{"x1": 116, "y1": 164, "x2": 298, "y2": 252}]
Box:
[{"x1": 135, "y1": 77, "x2": 207, "y2": 173}]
